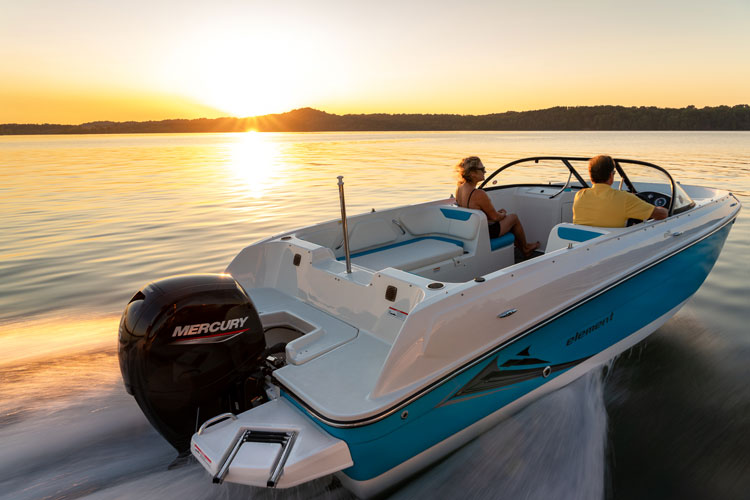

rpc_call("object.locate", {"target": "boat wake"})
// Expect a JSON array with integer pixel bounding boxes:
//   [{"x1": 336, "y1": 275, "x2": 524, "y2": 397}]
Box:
[
  {"x1": 391, "y1": 368, "x2": 609, "y2": 500},
  {"x1": 0, "y1": 357, "x2": 609, "y2": 500}
]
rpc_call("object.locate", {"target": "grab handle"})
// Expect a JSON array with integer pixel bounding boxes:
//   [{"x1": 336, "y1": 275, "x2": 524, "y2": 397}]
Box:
[
  {"x1": 392, "y1": 219, "x2": 406, "y2": 235},
  {"x1": 197, "y1": 413, "x2": 237, "y2": 435}
]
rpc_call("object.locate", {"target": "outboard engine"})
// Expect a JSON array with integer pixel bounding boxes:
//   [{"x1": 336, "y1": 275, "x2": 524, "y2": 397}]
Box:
[{"x1": 118, "y1": 274, "x2": 268, "y2": 453}]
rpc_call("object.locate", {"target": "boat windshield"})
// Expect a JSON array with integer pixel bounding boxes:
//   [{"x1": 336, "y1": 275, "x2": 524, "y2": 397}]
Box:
[
  {"x1": 673, "y1": 184, "x2": 695, "y2": 214},
  {"x1": 481, "y1": 157, "x2": 589, "y2": 191},
  {"x1": 615, "y1": 161, "x2": 695, "y2": 214},
  {"x1": 481, "y1": 156, "x2": 695, "y2": 216}
]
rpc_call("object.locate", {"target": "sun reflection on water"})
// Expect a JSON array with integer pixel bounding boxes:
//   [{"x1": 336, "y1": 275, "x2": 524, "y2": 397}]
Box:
[{"x1": 225, "y1": 132, "x2": 285, "y2": 199}]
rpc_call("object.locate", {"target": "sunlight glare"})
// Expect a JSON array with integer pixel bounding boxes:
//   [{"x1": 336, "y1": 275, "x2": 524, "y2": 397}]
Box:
[
  {"x1": 227, "y1": 132, "x2": 284, "y2": 198},
  {"x1": 175, "y1": 36, "x2": 306, "y2": 117}
]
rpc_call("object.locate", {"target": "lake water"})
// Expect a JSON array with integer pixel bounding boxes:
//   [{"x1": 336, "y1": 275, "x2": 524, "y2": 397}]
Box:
[{"x1": 1, "y1": 132, "x2": 748, "y2": 499}]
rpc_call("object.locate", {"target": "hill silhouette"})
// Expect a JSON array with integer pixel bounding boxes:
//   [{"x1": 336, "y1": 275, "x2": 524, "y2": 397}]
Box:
[{"x1": 2, "y1": 105, "x2": 749, "y2": 135}]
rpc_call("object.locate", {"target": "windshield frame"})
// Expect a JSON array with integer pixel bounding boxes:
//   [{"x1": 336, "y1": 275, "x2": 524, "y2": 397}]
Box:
[{"x1": 479, "y1": 156, "x2": 693, "y2": 216}]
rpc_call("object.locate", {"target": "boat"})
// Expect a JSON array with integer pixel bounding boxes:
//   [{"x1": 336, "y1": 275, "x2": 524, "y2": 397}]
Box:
[{"x1": 117, "y1": 156, "x2": 740, "y2": 497}]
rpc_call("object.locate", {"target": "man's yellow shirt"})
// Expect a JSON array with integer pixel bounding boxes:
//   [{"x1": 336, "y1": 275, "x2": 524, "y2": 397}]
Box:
[{"x1": 573, "y1": 183, "x2": 656, "y2": 227}]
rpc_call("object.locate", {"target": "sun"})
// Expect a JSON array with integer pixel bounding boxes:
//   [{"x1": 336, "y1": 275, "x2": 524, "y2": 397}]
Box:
[
  {"x1": 156, "y1": 22, "x2": 349, "y2": 119},
  {"x1": 198, "y1": 62, "x2": 300, "y2": 117},
  {"x1": 168, "y1": 37, "x2": 306, "y2": 118}
]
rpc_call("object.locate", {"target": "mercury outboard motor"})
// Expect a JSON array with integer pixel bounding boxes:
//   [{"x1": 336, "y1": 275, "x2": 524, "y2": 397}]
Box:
[{"x1": 118, "y1": 274, "x2": 267, "y2": 453}]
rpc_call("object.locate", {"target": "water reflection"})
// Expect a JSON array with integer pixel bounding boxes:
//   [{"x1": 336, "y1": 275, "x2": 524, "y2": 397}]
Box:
[
  {"x1": 0, "y1": 132, "x2": 748, "y2": 500},
  {"x1": 0, "y1": 314, "x2": 118, "y2": 368},
  {"x1": 226, "y1": 132, "x2": 284, "y2": 198}
]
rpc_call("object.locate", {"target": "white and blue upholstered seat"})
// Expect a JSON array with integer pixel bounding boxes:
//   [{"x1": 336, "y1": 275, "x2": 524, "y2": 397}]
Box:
[{"x1": 347, "y1": 237, "x2": 464, "y2": 272}]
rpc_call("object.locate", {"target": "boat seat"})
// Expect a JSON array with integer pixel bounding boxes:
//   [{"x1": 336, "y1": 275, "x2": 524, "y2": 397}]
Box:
[
  {"x1": 546, "y1": 223, "x2": 611, "y2": 252},
  {"x1": 347, "y1": 237, "x2": 464, "y2": 272},
  {"x1": 248, "y1": 288, "x2": 360, "y2": 366},
  {"x1": 399, "y1": 206, "x2": 480, "y2": 241},
  {"x1": 348, "y1": 217, "x2": 400, "y2": 253},
  {"x1": 491, "y1": 232, "x2": 515, "y2": 251}
]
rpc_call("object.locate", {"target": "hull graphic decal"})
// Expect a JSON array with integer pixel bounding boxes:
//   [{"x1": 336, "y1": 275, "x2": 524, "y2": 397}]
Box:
[{"x1": 444, "y1": 351, "x2": 591, "y2": 403}]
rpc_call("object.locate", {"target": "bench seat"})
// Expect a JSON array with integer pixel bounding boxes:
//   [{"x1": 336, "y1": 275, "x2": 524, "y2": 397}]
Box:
[
  {"x1": 248, "y1": 288, "x2": 359, "y2": 365},
  {"x1": 345, "y1": 237, "x2": 464, "y2": 272},
  {"x1": 490, "y1": 232, "x2": 515, "y2": 251}
]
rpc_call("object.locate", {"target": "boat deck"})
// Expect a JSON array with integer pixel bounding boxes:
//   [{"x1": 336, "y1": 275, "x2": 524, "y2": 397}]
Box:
[{"x1": 248, "y1": 287, "x2": 392, "y2": 420}]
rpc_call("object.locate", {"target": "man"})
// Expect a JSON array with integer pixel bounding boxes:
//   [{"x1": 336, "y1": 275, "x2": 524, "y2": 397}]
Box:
[{"x1": 573, "y1": 155, "x2": 668, "y2": 227}]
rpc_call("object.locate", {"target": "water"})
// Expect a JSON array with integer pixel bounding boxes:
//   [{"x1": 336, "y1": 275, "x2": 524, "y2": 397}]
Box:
[{"x1": 1, "y1": 132, "x2": 748, "y2": 499}]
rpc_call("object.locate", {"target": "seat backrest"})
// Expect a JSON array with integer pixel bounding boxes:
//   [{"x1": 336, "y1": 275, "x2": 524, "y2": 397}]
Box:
[
  {"x1": 400, "y1": 206, "x2": 480, "y2": 241},
  {"x1": 348, "y1": 217, "x2": 400, "y2": 253},
  {"x1": 545, "y1": 223, "x2": 610, "y2": 253}
]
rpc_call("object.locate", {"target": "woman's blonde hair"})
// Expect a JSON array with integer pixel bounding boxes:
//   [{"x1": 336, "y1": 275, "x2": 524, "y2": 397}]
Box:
[{"x1": 455, "y1": 156, "x2": 483, "y2": 184}]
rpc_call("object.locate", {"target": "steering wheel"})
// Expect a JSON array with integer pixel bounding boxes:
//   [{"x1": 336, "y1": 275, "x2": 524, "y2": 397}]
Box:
[
  {"x1": 635, "y1": 191, "x2": 671, "y2": 208},
  {"x1": 626, "y1": 191, "x2": 671, "y2": 226}
]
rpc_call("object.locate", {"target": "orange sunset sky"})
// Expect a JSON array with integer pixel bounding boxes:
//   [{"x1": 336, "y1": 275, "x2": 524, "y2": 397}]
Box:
[{"x1": 1, "y1": 0, "x2": 749, "y2": 124}]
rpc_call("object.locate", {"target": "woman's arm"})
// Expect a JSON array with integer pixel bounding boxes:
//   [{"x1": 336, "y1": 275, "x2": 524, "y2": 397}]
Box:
[{"x1": 473, "y1": 189, "x2": 506, "y2": 222}]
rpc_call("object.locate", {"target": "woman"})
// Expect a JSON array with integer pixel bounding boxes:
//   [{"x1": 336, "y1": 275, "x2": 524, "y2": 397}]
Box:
[{"x1": 455, "y1": 156, "x2": 540, "y2": 258}]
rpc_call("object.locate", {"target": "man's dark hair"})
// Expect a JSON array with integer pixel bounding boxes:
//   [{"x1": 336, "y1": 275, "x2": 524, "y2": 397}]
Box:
[{"x1": 589, "y1": 155, "x2": 616, "y2": 184}]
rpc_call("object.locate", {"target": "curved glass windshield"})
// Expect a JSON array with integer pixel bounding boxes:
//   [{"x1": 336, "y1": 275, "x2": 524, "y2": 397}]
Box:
[
  {"x1": 481, "y1": 156, "x2": 695, "y2": 216},
  {"x1": 672, "y1": 183, "x2": 695, "y2": 214},
  {"x1": 616, "y1": 161, "x2": 694, "y2": 214},
  {"x1": 481, "y1": 158, "x2": 588, "y2": 190}
]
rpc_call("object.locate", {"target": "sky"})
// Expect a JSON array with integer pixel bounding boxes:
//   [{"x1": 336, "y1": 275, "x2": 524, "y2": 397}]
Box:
[{"x1": 1, "y1": 0, "x2": 749, "y2": 124}]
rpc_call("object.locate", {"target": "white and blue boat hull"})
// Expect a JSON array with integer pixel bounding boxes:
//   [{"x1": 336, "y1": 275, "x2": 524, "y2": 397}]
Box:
[{"x1": 290, "y1": 219, "x2": 735, "y2": 495}]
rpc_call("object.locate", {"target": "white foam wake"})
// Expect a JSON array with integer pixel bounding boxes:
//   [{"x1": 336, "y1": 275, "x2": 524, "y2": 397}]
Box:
[
  {"x1": 0, "y1": 367, "x2": 610, "y2": 500},
  {"x1": 391, "y1": 368, "x2": 609, "y2": 500}
]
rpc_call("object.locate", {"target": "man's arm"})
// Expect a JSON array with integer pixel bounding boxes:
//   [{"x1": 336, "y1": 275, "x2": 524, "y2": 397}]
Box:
[
  {"x1": 650, "y1": 206, "x2": 668, "y2": 220},
  {"x1": 625, "y1": 192, "x2": 667, "y2": 222}
]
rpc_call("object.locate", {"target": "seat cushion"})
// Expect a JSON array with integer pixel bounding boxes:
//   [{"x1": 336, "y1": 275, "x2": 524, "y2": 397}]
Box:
[
  {"x1": 348, "y1": 237, "x2": 464, "y2": 271},
  {"x1": 490, "y1": 233, "x2": 515, "y2": 251}
]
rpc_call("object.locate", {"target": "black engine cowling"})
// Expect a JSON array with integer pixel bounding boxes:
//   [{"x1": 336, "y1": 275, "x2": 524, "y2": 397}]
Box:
[{"x1": 118, "y1": 274, "x2": 267, "y2": 453}]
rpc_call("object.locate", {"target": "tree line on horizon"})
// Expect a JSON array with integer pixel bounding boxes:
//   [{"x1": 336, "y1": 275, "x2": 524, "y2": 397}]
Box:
[{"x1": 2, "y1": 105, "x2": 749, "y2": 135}]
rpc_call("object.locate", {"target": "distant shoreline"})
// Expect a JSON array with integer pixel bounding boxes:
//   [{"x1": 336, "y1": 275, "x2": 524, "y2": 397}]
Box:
[{"x1": 2, "y1": 105, "x2": 749, "y2": 135}]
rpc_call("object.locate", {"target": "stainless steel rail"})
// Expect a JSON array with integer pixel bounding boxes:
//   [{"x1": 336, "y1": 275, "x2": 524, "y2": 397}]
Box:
[{"x1": 337, "y1": 176, "x2": 352, "y2": 273}]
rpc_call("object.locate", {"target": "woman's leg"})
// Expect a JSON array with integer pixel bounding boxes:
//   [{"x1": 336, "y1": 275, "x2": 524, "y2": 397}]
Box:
[{"x1": 499, "y1": 214, "x2": 540, "y2": 256}]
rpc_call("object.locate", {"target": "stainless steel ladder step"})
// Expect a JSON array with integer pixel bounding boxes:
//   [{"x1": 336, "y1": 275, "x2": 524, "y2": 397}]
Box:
[{"x1": 213, "y1": 429, "x2": 298, "y2": 487}]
